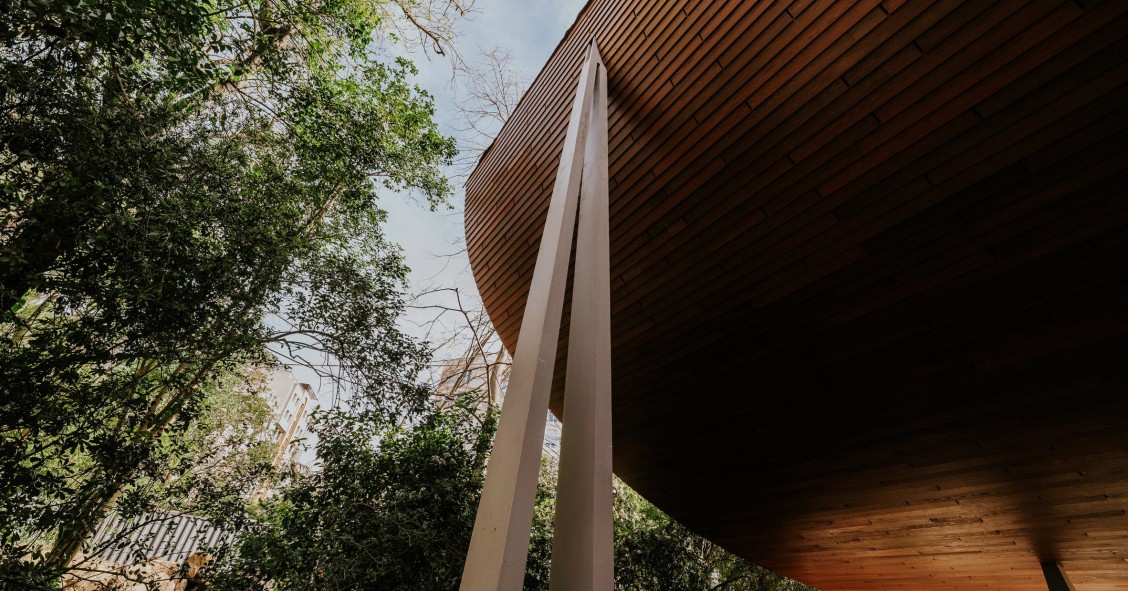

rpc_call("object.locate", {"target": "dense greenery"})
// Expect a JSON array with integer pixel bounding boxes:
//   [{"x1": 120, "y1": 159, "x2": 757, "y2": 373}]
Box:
[
  {"x1": 530, "y1": 466, "x2": 814, "y2": 591},
  {"x1": 1, "y1": 0, "x2": 453, "y2": 585},
  {"x1": 206, "y1": 399, "x2": 815, "y2": 591},
  {"x1": 208, "y1": 400, "x2": 497, "y2": 591},
  {"x1": 85, "y1": 369, "x2": 278, "y2": 564}
]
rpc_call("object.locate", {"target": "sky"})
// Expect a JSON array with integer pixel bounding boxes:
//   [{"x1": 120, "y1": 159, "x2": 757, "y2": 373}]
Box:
[
  {"x1": 383, "y1": 0, "x2": 588, "y2": 344},
  {"x1": 285, "y1": 0, "x2": 588, "y2": 396}
]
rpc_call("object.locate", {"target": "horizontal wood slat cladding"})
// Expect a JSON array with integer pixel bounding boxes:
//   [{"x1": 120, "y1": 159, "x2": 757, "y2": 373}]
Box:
[{"x1": 463, "y1": 0, "x2": 1128, "y2": 589}]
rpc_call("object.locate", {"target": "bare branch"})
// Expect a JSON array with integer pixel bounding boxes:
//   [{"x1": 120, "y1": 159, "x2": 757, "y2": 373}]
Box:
[{"x1": 452, "y1": 46, "x2": 527, "y2": 174}]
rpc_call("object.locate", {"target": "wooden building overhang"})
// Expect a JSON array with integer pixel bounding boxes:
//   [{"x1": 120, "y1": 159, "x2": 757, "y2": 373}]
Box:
[{"x1": 462, "y1": 1, "x2": 1128, "y2": 589}]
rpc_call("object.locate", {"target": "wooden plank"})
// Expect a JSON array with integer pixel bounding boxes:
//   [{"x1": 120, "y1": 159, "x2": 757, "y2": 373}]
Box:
[{"x1": 461, "y1": 0, "x2": 1128, "y2": 589}]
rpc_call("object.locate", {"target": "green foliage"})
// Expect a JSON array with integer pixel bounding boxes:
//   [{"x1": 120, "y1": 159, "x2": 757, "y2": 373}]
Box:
[
  {"x1": 207, "y1": 400, "x2": 498, "y2": 591},
  {"x1": 206, "y1": 398, "x2": 814, "y2": 591},
  {"x1": 526, "y1": 459, "x2": 817, "y2": 591},
  {"x1": 0, "y1": 365, "x2": 279, "y2": 587},
  {"x1": 523, "y1": 460, "x2": 557, "y2": 590},
  {"x1": 121, "y1": 370, "x2": 278, "y2": 526},
  {"x1": 0, "y1": 0, "x2": 456, "y2": 584}
]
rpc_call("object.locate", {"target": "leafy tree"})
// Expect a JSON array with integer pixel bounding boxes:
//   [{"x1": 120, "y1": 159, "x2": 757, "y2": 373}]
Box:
[
  {"x1": 112, "y1": 367, "x2": 279, "y2": 531},
  {"x1": 0, "y1": 0, "x2": 453, "y2": 313},
  {"x1": 524, "y1": 458, "x2": 816, "y2": 591},
  {"x1": 56, "y1": 368, "x2": 279, "y2": 589},
  {"x1": 0, "y1": 0, "x2": 458, "y2": 584},
  {"x1": 206, "y1": 400, "x2": 497, "y2": 591},
  {"x1": 206, "y1": 392, "x2": 812, "y2": 591}
]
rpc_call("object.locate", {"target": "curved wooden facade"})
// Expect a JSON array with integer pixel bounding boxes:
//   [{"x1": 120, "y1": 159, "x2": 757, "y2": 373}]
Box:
[{"x1": 463, "y1": 1, "x2": 1128, "y2": 589}]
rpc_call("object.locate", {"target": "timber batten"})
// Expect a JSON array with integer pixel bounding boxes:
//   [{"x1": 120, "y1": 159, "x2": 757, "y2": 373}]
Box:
[{"x1": 464, "y1": 1, "x2": 1128, "y2": 589}]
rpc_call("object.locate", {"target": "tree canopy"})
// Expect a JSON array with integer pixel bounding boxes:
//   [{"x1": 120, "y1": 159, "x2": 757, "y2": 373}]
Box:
[
  {"x1": 1, "y1": 0, "x2": 455, "y2": 584},
  {"x1": 205, "y1": 400, "x2": 816, "y2": 591},
  {"x1": 208, "y1": 401, "x2": 497, "y2": 591}
]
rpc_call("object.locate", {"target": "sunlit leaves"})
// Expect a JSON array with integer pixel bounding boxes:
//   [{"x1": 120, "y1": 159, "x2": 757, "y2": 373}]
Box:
[{"x1": 1, "y1": 0, "x2": 455, "y2": 584}]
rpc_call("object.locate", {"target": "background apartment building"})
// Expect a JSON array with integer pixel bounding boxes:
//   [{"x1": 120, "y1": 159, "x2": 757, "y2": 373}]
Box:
[{"x1": 264, "y1": 367, "x2": 317, "y2": 472}]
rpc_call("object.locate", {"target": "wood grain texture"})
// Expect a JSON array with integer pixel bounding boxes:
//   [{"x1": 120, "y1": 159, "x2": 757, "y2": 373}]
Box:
[{"x1": 463, "y1": 1, "x2": 1128, "y2": 589}]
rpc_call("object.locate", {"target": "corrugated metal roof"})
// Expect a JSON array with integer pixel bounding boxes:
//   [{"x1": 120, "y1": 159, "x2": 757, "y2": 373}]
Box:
[{"x1": 90, "y1": 511, "x2": 230, "y2": 565}]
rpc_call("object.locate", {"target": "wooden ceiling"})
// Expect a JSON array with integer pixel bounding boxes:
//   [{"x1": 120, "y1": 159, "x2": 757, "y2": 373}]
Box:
[{"x1": 463, "y1": 0, "x2": 1128, "y2": 589}]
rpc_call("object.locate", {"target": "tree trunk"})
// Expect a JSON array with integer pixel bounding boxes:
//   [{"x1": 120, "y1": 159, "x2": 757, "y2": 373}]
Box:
[{"x1": 44, "y1": 478, "x2": 123, "y2": 570}]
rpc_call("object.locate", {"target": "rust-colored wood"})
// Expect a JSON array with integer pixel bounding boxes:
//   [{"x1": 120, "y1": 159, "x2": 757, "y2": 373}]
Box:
[{"x1": 463, "y1": 1, "x2": 1128, "y2": 589}]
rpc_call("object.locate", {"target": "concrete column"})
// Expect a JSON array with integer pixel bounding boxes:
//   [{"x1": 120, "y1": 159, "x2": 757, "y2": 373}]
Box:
[
  {"x1": 459, "y1": 42, "x2": 601, "y2": 591},
  {"x1": 549, "y1": 43, "x2": 613, "y2": 591}
]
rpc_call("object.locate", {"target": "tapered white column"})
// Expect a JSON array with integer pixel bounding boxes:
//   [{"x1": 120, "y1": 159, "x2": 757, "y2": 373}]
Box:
[
  {"x1": 459, "y1": 42, "x2": 602, "y2": 591},
  {"x1": 549, "y1": 43, "x2": 613, "y2": 591}
]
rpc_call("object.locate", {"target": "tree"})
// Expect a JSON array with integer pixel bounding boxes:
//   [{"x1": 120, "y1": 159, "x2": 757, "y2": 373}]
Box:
[
  {"x1": 205, "y1": 399, "x2": 497, "y2": 591},
  {"x1": 53, "y1": 368, "x2": 279, "y2": 590},
  {"x1": 205, "y1": 396, "x2": 815, "y2": 591},
  {"x1": 413, "y1": 287, "x2": 511, "y2": 415},
  {"x1": 524, "y1": 458, "x2": 816, "y2": 591},
  {"x1": 1, "y1": 0, "x2": 461, "y2": 583},
  {"x1": 453, "y1": 47, "x2": 527, "y2": 172},
  {"x1": 1, "y1": 0, "x2": 456, "y2": 312}
]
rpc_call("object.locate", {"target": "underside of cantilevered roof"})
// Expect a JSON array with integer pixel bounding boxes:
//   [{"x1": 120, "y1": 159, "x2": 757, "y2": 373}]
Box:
[{"x1": 464, "y1": 1, "x2": 1128, "y2": 589}]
